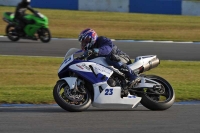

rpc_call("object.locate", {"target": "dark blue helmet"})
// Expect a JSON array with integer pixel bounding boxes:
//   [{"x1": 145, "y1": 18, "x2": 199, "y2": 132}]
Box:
[{"x1": 78, "y1": 28, "x2": 98, "y2": 50}]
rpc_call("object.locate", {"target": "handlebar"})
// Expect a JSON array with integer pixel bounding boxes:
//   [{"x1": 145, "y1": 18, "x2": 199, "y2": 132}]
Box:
[
  {"x1": 76, "y1": 55, "x2": 86, "y2": 60},
  {"x1": 35, "y1": 12, "x2": 44, "y2": 18},
  {"x1": 75, "y1": 50, "x2": 93, "y2": 60}
]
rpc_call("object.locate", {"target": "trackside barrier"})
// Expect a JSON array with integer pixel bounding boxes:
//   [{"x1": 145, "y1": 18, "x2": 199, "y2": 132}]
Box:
[
  {"x1": 0, "y1": 0, "x2": 21, "y2": 6},
  {"x1": 129, "y1": 0, "x2": 182, "y2": 15},
  {"x1": 182, "y1": 1, "x2": 200, "y2": 16},
  {"x1": 0, "y1": 0, "x2": 200, "y2": 16}
]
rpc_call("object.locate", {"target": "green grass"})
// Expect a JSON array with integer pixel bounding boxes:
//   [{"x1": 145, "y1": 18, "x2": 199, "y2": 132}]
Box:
[
  {"x1": 0, "y1": 56, "x2": 61, "y2": 104},
  {"x1": 0, "y1": 55, "x2": 200, "y2": 104},
  {"x1": 1, "y1": 6, "x2": 200, "y2": 41}
]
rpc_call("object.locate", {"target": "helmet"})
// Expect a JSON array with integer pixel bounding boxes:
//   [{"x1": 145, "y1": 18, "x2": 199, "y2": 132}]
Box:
[
  {"x1": 78, "y1": 28, "x2": 98, "y2": 50},
  {"x1": 21, "y1": 0, "x2": 31, "y2": 6},
  {"x1": 22, "y1": 0, "x2": 31, "y2": 3}
]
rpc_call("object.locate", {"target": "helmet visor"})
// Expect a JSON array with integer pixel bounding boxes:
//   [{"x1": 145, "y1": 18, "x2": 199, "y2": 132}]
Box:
[{"x1": 80, "y1": 37, "x2": 91, "y2": 50}]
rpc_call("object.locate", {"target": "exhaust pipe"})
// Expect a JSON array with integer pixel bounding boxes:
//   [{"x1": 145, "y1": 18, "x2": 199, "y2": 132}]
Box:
[
  {"x1": 129, "y1": 55, "x2": 160, "y2": 74},
  {"x1": 142, "y1": 58, "x2": 160, "y2": 72}
]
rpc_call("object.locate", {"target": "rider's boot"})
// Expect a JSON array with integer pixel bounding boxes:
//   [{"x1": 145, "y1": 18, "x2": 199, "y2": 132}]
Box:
[
  {"x1": 127, "y1": 73, "x2": 141, "y2": 88},
  {"x1": 119, "y1": 64, "x2": 141, "y2": 88},
  {"x1": 16, "y1": 25, "x2": 25, "y2": 36},
  {"x1": 18, "y1": 22, "x2": 27, "y2": 36}
]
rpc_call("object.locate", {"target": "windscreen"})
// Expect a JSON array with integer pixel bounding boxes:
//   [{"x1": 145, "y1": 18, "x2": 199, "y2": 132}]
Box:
[{"x1": 64, "y1": 48, "x2": 83, "y2": 60}]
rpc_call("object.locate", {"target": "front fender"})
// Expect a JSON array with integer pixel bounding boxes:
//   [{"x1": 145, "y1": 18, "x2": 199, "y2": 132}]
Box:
[{"x1": 58, "y1": 77, "x2": 77, "y2": 90}]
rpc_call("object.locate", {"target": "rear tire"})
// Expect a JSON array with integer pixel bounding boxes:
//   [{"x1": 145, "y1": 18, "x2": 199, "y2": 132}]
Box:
[
  {"x1": 137, "y1": 75, "x2": 175, "y2": 110},
  {"x1": 6, "y1": 24, "x2": 20, "y2": 42},
  {"x1": 53, "y1": 80, "x2": 92, "y2": 112}
]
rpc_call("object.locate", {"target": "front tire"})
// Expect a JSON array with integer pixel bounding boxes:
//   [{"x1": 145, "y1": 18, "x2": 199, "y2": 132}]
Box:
[
  {"x1": 53, "y1": 80, "x2": 92, "y2": 112},
  {"x1": 137, "y1": 75, "x2": 175, "y2": 110},
  {"x1": 6, "y1": 24, "x2": 20, "y2": 42},
  {"x1": 38, "y1": 28, "x2": 51, "y2": 43}
]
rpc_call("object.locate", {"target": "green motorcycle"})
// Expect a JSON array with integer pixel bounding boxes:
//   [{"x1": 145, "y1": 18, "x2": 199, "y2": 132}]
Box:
[{"x1": 3, "y1": 12, "x2": 51, "y2": 43}]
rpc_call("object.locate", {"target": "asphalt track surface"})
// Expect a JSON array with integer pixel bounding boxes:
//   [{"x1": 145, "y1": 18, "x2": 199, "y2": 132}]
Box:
[
  {"x1": 0, "y1": 37, "x2": 200, "y2": 133},
  {"x1": 0, "y1": 37, "x2": 200, "y2": 61},
  {"x1": 0, "y1": 104, "x2": 200, "y2": 133}
]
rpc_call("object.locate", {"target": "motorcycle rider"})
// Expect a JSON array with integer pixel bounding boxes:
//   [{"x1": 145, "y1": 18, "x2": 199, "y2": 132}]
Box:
[
  {"x1": 78, "y1": 28, "x2": 141, "y2": 88},
  {"x1": 14, "y1": 0, "x2": 37, "y2": 36}
]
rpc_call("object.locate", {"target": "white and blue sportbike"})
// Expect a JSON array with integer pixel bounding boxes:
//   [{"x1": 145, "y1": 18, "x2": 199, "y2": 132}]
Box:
[{"x1": 53, "y1": 48, "x2": 175, "y2": 112}]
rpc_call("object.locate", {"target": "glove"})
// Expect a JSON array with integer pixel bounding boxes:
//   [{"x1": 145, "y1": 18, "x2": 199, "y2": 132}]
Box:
[
  {"x1": 93, "y1": 48, "x2": 99, "y2": 56},
  {"x1": 83, "y1": 48, "x2": 99, "y2": 57},
  {"x1": 83, "y1": 50, "x2": 93, "y2": 57}
]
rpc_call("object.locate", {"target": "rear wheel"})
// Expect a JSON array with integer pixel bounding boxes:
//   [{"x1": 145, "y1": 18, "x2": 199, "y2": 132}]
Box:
[
  {"x1": 6, "y1": 24, "x2": 20, "y2": 42},
  {"x1": 136, "y1": 75, "x2": 175, "y2": 110},
  {"x1": 53, "y1": 80, "x2": 92, "y2": 112},
  {"x1": 38, "y1": 28, "x2": 51, "y2": 43}
]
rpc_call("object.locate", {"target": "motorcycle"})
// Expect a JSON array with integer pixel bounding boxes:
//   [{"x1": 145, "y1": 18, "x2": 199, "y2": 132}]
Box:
[
  {"x1": 53, "y1": 48, "x2": 175, "y2": 112},
  {"x1": 2, "y1": 11, "x2": 51, "y2": 43}
]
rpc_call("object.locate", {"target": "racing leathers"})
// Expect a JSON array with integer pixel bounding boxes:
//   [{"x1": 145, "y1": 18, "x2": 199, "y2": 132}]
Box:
[
  {"x1": 87, "y1": 36, "x2": 140, "y2": 87},
  {"x1": 14, "y1": 2, "x2": 37, "y2": 35}
]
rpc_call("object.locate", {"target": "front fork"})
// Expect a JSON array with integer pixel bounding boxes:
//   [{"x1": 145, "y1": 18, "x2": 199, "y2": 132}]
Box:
[{"x1": 59, "y1": 77, "x2": 86, "y2": 95}]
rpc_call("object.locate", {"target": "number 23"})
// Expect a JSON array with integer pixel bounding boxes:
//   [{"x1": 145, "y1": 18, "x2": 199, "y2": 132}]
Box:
[{"x1": 105, "y1": 89, "x2": 113, "y2": 95}]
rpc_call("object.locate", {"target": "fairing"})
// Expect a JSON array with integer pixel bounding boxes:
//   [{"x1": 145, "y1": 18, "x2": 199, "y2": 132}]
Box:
[{"x1": 57, "y1": 48, "x2": 162, "y2": 109}]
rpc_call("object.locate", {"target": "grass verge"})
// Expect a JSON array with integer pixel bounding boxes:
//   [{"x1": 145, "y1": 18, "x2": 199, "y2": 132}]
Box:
[{"x1": 0, "y1": 55, "x2": 200, "y2": 104}]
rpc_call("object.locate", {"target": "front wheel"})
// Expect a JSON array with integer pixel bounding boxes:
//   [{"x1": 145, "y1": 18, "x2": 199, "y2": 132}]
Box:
[
  {"x1": 53, "y1": 80, "x2": 92, "y2": 112},
  {"x1": 38, "y1": 28, "x2": 51, "y2": 43},
  {"x1": 6, "y1": 24, "x2": 20, "y2": 42},
  {"x1": 136, "y1": 75, "x2": 175, "y2": 110}
]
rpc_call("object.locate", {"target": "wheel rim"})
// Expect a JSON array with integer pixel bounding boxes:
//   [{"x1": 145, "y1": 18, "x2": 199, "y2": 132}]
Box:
[
  {"x1": 39, "y1": 29, "x2": 50, "y2": 41},
  {"x1": 144, "y1": 78, "x2": 173, "y2": 103},
  {"x1": 7, "y1": 26, "x2": 19, "y2": 39},
  {"x1": 57, "y1": 82, "x2": 89, "y2": 106}
]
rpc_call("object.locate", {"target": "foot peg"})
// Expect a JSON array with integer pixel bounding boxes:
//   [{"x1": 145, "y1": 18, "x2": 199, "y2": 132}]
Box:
[{"x1": 128, "y1": 77, "x2": 141, "y2": 88}]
